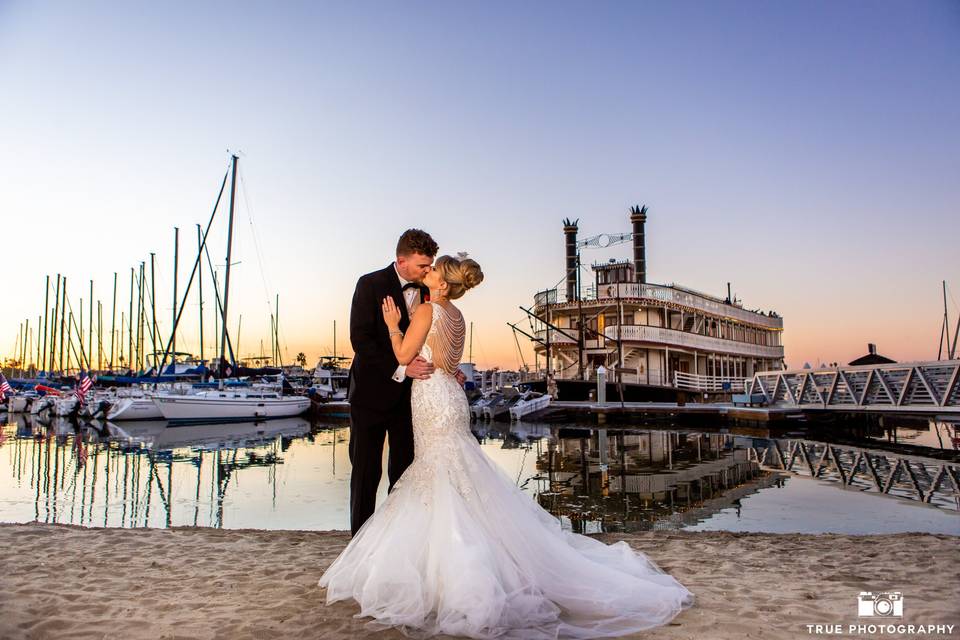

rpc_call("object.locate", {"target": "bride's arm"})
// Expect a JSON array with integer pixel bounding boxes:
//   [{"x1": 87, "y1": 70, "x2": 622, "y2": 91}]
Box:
[{"x1": 381, "y1": 298, "x2": 433, "y2": 365}]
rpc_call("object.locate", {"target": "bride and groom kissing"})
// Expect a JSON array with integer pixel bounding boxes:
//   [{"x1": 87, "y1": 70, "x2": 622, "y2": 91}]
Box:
[{"x1": 319, "y1": 229, "x2": 694, "y2": 639}]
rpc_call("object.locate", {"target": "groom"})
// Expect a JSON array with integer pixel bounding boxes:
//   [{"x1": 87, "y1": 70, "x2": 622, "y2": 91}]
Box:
[{"x1": 347, "y1": 229, "x2": 438, "y2": 535}]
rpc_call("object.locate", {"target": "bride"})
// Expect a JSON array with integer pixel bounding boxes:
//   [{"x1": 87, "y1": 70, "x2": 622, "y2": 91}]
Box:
[{"x1": 319, "y1": 254, "x2": 694, "y2": 639}]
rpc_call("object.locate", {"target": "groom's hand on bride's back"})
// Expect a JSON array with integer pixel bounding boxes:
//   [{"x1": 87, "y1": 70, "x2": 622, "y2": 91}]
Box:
[
  {"x1": 454, "y1": 370, "x2": 466, "y2": 387},
  {"x1": 406, "y1": 356, "x2": 435, "y2": 380}
]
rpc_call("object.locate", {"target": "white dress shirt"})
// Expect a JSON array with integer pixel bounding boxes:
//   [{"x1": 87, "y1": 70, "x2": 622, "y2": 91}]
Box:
[{"x1": 391, "y1": 263, "x2": 420, "y2": 382}]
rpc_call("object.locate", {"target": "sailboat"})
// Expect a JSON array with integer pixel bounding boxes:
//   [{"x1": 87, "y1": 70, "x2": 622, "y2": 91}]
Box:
[
  {"x1": 153, "y1": 388, "x2": 310, "y2": 423},
  {"x1": 147, "y1": 155, "x2": 309, "y2": 424}
]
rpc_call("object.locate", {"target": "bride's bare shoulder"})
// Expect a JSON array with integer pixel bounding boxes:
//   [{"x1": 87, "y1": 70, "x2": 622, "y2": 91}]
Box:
[{"x1": 413, "y1": 303, "x2": 434, "y2": 320}]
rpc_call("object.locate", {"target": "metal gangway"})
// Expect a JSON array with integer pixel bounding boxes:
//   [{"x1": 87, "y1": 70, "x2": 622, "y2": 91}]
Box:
[{"x1": 748, "y1": 360, "x2": 960, "y2": 415}]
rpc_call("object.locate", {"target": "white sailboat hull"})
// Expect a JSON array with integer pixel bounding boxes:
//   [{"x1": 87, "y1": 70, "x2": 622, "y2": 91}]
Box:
[
  {"x1": 107, "y1": 398, "x2": 164, "y2": 421},
  {"x1": 8, "y1": 396, "x2": 30, "y2": 413},
  {"x1": 154, "y1": 395, "x2": 311, "y2": 423},
  {"x1": 54, "y1": 398, "x2": 79, "y2": 416},
  {"x1": 31, "y1": 397, "x2": 56, "y2": 415}
]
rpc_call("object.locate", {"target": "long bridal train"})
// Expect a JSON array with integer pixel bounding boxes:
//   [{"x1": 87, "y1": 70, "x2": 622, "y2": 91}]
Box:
[{"x1": 319, "y1": 332, "x2": 693, "y2": 639}]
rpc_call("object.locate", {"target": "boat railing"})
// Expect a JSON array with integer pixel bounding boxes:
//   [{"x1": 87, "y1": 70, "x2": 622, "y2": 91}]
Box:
[{"x1": 534, "y1": 283, "x2": 783, "y2": 329}]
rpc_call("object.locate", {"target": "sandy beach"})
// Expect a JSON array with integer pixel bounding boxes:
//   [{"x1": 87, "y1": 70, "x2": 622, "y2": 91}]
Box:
[{"x1": 0, "y1": 523, "x2": 957, "y2": 640}]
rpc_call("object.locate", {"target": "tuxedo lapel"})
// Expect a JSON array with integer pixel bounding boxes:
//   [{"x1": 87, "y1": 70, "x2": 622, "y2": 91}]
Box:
[{"x1": 384, "y1": 263, "x2": 411, "y2": 330}]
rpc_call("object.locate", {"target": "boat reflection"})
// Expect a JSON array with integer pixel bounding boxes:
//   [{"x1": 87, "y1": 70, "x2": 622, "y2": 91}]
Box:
[
  {"x1": 526, "y1": 428, "x2": 768, "y2": 533},
  {"x1": 1, "y1": 414, "x2": 956, "y2": 534},
  {"x1": 1, "y1": 415, "x2": 315, "y2": 529},
  {"x1": 106, "y1": 418, "x2": 310, "y2": 451},
  {"x1": 476, "y1": 423, "x2": 959, "y2": 534}
]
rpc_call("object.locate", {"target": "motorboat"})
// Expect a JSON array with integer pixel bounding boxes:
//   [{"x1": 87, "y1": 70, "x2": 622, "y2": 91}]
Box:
[{"x1": 508, "y1": 392, "x2": 551, "y2": 421}]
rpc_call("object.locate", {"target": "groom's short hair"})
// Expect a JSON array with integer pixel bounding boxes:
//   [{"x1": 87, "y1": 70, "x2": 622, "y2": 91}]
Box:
[{"x1": 396, "y1": 229, "x2": 439, "y2": 258}]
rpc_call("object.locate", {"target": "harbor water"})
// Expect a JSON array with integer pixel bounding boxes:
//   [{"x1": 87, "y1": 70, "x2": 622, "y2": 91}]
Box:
[{"x1": 0, "y1": 414, "x2": 957, "y2": 535}]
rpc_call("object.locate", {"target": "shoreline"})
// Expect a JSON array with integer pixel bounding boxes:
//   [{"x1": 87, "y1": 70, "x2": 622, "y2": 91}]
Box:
[{"x1": 1, "y1": 524, "x2": 957, "y2": 639}]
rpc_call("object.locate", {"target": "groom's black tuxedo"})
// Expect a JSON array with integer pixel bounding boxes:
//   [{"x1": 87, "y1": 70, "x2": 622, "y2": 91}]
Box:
[{"x1": 348, "y1": 263, "x2": 428, "y2": 535}]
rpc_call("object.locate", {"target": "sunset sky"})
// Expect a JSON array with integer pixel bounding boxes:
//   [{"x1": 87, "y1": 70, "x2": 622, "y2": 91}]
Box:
[{"x1": 1, "y1": 1, "x2": 958, "y2": 372}]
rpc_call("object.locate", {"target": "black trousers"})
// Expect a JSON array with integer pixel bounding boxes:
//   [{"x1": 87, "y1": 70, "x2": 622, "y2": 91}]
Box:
[{"x1": 348, "y1": 402, "x2": 415, "y2": 536}]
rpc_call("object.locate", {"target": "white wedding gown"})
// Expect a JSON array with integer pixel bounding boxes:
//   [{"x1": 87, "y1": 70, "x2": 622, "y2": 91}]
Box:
[{"x1": 320, "y1": 303, "x2": 694, "y2": 639}]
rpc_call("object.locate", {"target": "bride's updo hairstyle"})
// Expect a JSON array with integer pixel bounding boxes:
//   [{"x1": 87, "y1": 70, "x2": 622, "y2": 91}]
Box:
[{"x1": 434, "y1": 254, "x2": 483, "y2": 300}]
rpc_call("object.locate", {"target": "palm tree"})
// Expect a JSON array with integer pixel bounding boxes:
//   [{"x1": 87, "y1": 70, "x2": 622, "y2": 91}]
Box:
[{"x1": 296, "y1": 352, "x2": 307, "y2": 368}]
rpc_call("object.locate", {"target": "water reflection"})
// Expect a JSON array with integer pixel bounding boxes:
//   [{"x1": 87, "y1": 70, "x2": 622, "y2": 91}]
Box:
[
  {"x1": 1, "y1": 414, "x2": 957, "y2": 535},
  {"x1": 869, "y1": 418, "x2": 960, "y2": 451},
  {"x1": 530, "y1": 429, "x2": 769, "y2": 534},
  {"x1": 2, "y1": 415, "x2": 311, "y2": 529}
]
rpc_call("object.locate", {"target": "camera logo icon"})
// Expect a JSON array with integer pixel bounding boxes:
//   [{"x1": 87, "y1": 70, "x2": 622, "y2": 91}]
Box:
[{"x1": 857, "y1": 591, "x2": 903, "y2": 618}]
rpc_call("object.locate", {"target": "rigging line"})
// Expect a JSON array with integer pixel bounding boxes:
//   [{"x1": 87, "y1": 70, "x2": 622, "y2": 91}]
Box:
[
  {"x1": 512, "y1": 327, "x2": 526, "y2": 370},
  {"x1": 142, "y1": 269, "x2": 163, "y2": 355},
  {"x1": 946, "y1": 283, "x2": 959, "y2": 312},
  {"x1": 62, "y1": 294, "x2": 90, "y2": 369},
  {"x1": 238, "y1": 168, "x2": 277, "y2": 316},
  {"x1": 202, "y1": 233, "x2": 237, "y2": 366},
  {"x1": 277, "y1": 323, "x2": 291, "y2": 366},
  {"x1": 147, "y1": 267, "x2": 185, "y2": 354},
  {"x1": 153, "y1": 161, "x2": 231, "y2": 378}
]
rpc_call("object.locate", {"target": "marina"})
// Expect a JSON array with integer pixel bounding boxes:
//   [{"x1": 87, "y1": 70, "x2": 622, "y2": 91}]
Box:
[
  {"x1": 2, "y1": 4, "x2": 959, "y2": 637},
  {"x1": 2, "y1": 413, "x2": 956, "y2": 534}
]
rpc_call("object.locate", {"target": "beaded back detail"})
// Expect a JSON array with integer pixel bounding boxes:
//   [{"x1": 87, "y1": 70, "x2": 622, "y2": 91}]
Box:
[{"x1": 424, "y1": 302, "x2": 466, "y2": 375}]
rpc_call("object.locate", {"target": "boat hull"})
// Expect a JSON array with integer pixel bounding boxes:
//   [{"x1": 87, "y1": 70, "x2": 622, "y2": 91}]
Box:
[
  {"x1": 107, "y1": 398, "x2": 164, "y2": 421},
  {"x1": 8, "y1": 397, "x2": 31, "y2": 413},
  {"x1": 154, "y1": 396, "x2": 311, "y2": 423}
]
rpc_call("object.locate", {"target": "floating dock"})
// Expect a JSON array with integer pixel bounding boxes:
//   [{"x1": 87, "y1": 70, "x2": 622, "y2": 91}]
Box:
[{"x1": 535, "y1": 401, "x2": 803, "y2": 423}]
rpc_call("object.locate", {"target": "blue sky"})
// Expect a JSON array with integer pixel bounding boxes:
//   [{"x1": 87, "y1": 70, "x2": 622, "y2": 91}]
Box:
[{"x1": 1, "y1": 1, "x2": 958, "y2": 369}]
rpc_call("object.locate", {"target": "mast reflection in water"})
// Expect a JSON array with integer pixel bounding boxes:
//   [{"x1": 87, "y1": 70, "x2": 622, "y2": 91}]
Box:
[
  {"x1": 1, "y1": 416, "x2": 312, "y2": 529},
  {"x1": 0, "y1": 415, "x2": 957, "y2": 534}
]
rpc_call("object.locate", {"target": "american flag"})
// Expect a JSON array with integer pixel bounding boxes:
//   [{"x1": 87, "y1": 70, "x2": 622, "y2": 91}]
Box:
[
  {"x1": 75, "y1": 370, "x2": 93, "y2": 406},
  {"x1": 0, "y1": 373, "x2": 11, "y2": 402}
]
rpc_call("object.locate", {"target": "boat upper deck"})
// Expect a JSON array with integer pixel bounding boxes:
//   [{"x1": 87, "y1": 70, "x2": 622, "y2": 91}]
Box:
[{"x1": 534, "y1": 281, "x2": 783, "y2": 330}]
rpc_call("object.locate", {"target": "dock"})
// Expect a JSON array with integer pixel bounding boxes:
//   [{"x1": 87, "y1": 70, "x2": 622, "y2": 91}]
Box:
[{"x1": 541, "y1": 401, "x2": 802, "y2": 423}]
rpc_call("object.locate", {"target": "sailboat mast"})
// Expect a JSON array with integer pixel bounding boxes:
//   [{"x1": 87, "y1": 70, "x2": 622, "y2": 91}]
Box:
[
  {"x1": 236, "y1": 315, "x2": 242, "y2": 365},
  {"x1": 945, "y1": 281, "x2": 954, "y2": 360},
  {"x1": 50, "y1": 274, "x2": 60, "y2": 375},
  {"x1": 128, "y1": 268, "x2": 134, "y2": 370},
  {"x1": 172, "y1": 227, "x2": 179, "y2": 359},
  {"x1": 42, "y1": 275, "x2": 50, "y2": 374},
  {"x1": 150, "y1": 254, "x2": 159, "y2": 370},
  {"x1": 97, "y1": 301, "x2": 103, "y2": 370},
  {"x1": 89, "y1": 280, "x2": 93, "y2": 369},
  {"x1": 275, "y1": 294, "x2": 282, "y2": 367},
  {"x1": 110, "y1": 272, "x2": 117, "y2": 371},
  {"x1": 197, "y1": 224, "x2": 204, "y2": 367},
  {"x1": 218, "y1": 154, "x2": 239, "y2": 377},
  {"x1": 60, "y1": 277, "x2": 67, "y2": 376}
]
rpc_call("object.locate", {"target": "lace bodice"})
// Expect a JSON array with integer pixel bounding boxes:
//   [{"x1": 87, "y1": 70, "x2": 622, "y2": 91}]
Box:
[{"x1": 422, "y1": 302, "x2": 465, "y2": 375}]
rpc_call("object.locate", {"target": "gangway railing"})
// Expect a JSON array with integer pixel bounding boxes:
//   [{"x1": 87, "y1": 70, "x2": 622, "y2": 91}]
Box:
[{"x1": 749, "y1": 360, "x2": 960, "y2": 414}]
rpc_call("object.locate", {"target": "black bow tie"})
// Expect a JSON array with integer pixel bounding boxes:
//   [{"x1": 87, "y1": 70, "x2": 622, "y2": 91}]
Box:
[{"x1": 401, "y1": 283, "x2": 420, "y2": 291}]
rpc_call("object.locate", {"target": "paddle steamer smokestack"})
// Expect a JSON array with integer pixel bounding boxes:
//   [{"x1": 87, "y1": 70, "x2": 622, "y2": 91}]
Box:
[
  {"x1": 629, "y1": 204, "x2": 648, "y2": 283},
  {"x1": 563, "y1": 218, "x2": 579, "y2": 301}
]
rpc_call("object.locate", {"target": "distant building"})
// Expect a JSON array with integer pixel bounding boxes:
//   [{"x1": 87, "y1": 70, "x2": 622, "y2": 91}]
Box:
[{"x1": 848, "y1": 343, "x2": 896, "y2": 366}]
